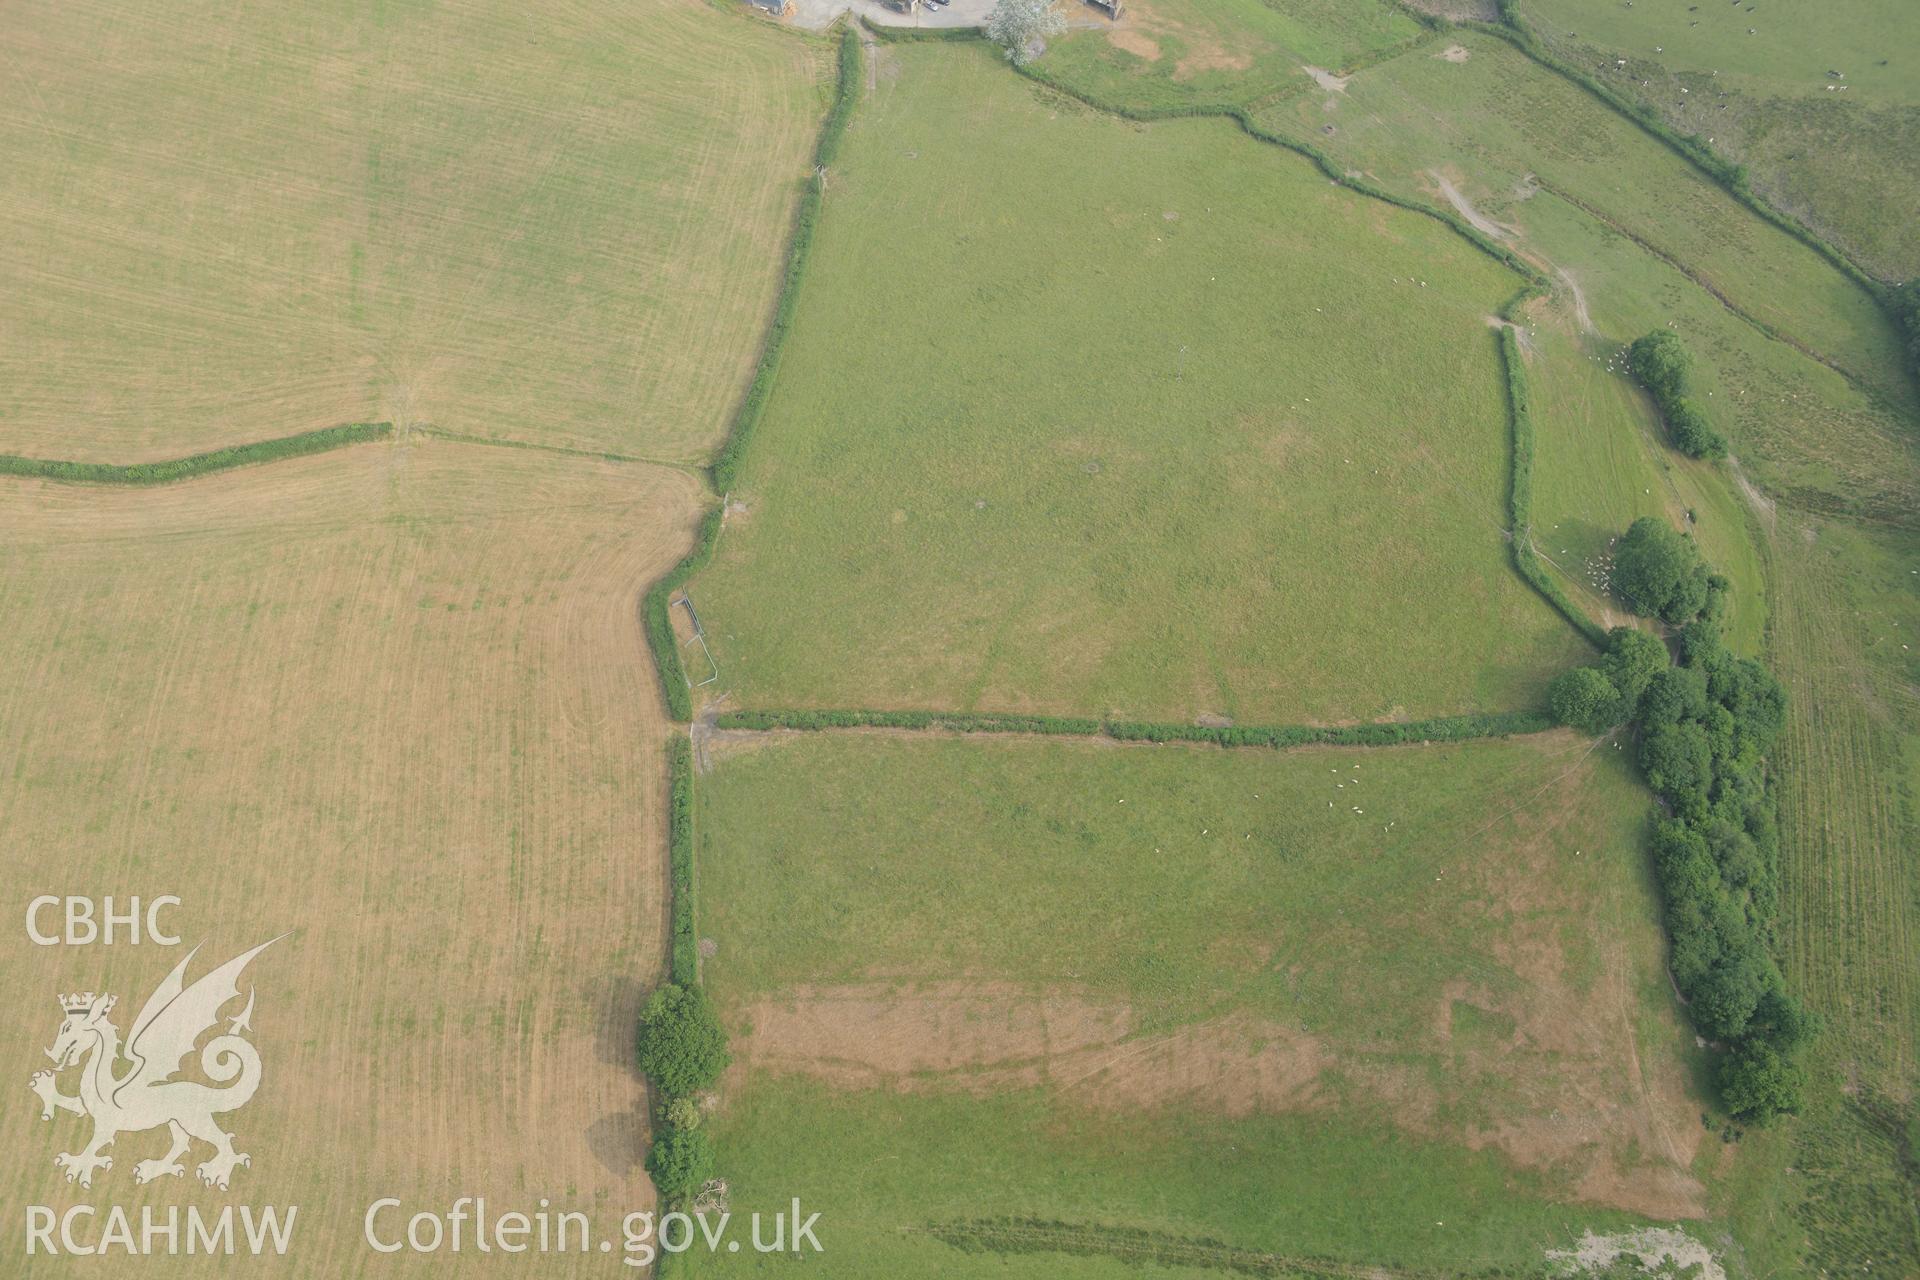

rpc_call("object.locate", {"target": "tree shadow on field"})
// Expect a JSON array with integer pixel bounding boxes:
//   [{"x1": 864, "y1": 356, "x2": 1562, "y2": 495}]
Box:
[{"x1": 584, "y1": 968, "x2": 650, "y2": 1178}]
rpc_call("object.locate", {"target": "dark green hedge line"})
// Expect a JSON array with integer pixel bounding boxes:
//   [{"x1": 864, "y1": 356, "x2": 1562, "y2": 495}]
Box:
[
  {"x1": 926, "y1": 1215, "x2": 1549, "y2": 1278},
  {"x1": 715, "y1": 706, "x2": 1553, "y2": 748},
  {"x1": 718, "y1": 708, "x2": 1104, "y2": 735},
  {"x1": 667, "y1": 735, "x2": 697, "y2": 986},
  {"x1": 0, "y1": 422, "x2": 392, "y2": 485},
  {"x1": 1497, "y1": 328, "x2": 1610, "y2": 648},
  {"x1": 643, "y1": 506, "x2": 723, "y2": 723},
  {"x1": 1106, "y1": 709, "x2": 1552, "y2": 746},
  {"x1": 1546, "y1": 545, "x2": 1811, "y2": 1122},
  {"x1": 862, "y1": 21, "x2": 986, "y2": 42},
  {"x1": 710, "y1": 26, "x2": 861, "y2": 494},
  {"x1": 645, "y1": 741, "x2": 727, "y2": 1213},
  {"x1": 1893, "y1": 281, "x2": 1920, "y2": 380}
]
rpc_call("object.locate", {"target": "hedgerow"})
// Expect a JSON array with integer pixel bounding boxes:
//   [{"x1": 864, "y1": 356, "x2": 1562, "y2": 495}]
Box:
[
  {"x1": 715, "y1": 706, "x2": 1552, "y2": 748},
  {"x1": 1107, "y1": 710, "x2": 1553, "y2": 746},
  {"x1": 645, "y1": 740, "x2": 729, "y2": 1208},
  {"x1": 1497, "y1": 328, "x2": 1610, "y2": 648},
  {"x1": 642, "y1": 505, "x2": 723, "y2": 722},
  {"x1": 0, "y1": 422, "x2": 391, "y2": 485},
  {"x1": 862, "y1": 21, "x2": 986, "y2": 43},
  {"x1": 637, "y1": 979, "x2": 730, "y2": 1207},
  {"x1": 1892, "y1": 280, "x2": 1920, "y2": 377},
  {"x1": 667, "y1": 736, "x2": 697, "y2": 986},
  {"x1": 716, "y1": 708, "x2": 1101, "y2": 735}
]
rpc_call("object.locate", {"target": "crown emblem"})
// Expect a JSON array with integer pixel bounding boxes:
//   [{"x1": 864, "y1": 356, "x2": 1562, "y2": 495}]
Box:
[{"x1": 59, "y1": 992, "x2": 108, "y2": 1015}]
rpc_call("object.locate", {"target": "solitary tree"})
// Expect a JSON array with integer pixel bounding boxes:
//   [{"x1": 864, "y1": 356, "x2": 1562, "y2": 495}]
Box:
[{"x1": 987, "y1": 0, "x2": 1065, "y2": 65}]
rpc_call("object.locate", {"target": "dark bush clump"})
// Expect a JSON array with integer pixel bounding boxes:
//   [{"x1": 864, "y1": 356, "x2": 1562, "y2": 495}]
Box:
[
  {"x1": 1627, "y1": 331, "x2": 1727, "y2": 459},
  {"x1": 647, "y1": 1126, "x2": 717, "y2": 1201},
  {"x1": 1547, "y1": 666, "x2": 1625, "y2": 734},
  {"x1": 637, "y1": 983, "x2": 730, "y2": 1100},
  {"x1": 1614, "y1": 516, "x2": 1712, "y2": 624}
]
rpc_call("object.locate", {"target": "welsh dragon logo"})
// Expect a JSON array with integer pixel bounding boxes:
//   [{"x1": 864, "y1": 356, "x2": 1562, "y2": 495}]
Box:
[{"x1": 29, "y1": 938, "x2": 281, "y2": 1190}]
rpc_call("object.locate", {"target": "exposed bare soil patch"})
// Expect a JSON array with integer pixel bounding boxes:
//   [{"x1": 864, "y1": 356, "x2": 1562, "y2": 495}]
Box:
[
  {"x1": 1303, "y1": 66, "x2": 1351, "y2": 94},
  {"x1": 1105, "y1": 0, "x2": 1256, "y2": 81},
  {"x1": 743, "y1": 963, "x2": 1702, "y2": 1218},
  {"x1": 1107, "y1": 28, "x2": 1163, "y2": 62},
  {"x1": 1427, "y1": 168, "x2": 1509, "y2": 240}
]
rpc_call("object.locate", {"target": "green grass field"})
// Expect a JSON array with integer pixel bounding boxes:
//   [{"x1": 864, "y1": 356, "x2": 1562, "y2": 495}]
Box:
[
  {"x1": 1035, "y1": 0, "x2": 1421, "y2": 113},
  {"x1": 676, "y1": 26, "x2": 1920, "y2": 1274},
  {"x1": 1518, "y1": 313, "x2": 1767, "y2": 654},
  {"x1": 688, "y1": 730, "x2": 1705, "y2": 1272},
  {"x1": 685, "y1": 1081, "x2": 1654, "y2": 1279},
  {"x1": 0, "y1": 0, "x2": 826, "y2": 463},
  {"x1": 1517, "y1": 0, "x2": 1920, "y2": 279},
  {"x1": 1254, "y1": 31, "x2": 1914, "y2": 415},
  {"x1": 1242, "y1": 30, "x2": 1919, "y2": 531},
  {"x1": 1222, "y1": 20, "x2": 1920, "y2": 1272},
  {"x1": 1514, "y1": 187, "x2": 1917, "y2": 528},
  {"x1": 689, "y1": 43, "x2": 1588, "y2": 725}
]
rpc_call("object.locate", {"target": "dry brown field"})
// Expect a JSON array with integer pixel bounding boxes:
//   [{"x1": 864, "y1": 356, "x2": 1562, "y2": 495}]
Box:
[
  {"x1": 0, "y1": 441, "x2": 708, "y2": 1272},
  {"x1": 0, "y1": 0, "x2": 824, "y2": 464}
]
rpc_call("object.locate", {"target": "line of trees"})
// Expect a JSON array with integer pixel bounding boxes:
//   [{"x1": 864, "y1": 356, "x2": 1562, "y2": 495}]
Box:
[
  {"x1": 1549, "y1": 524, "x2": 1810, "y2": 1123},
  {"x1": 637, "y1": 983, "x2": 730, "y2": 1203},
  {"x1": 1628, "y1": 331, "x2": 1727, "y2": 460}
]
